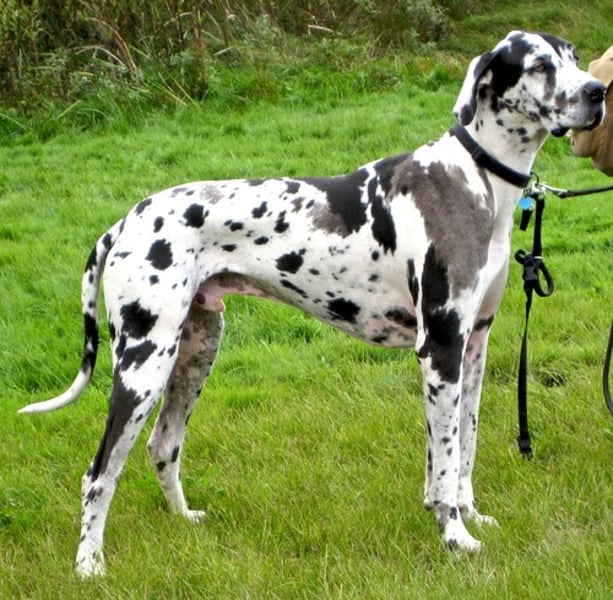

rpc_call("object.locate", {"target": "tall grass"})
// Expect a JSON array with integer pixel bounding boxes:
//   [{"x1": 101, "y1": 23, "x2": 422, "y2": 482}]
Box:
[
  {"x1": 1, "y1": 0, "x2": 611, "y2": 140},
  {"x1": 0, "y1": 0, "x2": 466, "y2": 109}
]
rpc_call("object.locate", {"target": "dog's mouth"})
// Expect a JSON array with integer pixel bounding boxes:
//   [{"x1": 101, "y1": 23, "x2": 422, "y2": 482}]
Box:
[
  {"x1": 551, "y1": 126, "x2": 569, "y2": 137},
  {"x1": 554, "y1": 107, "x2": 604, "y2": 137},
  {"x1": 581, "y1": 107, "x2": 604, "y2": 131}
]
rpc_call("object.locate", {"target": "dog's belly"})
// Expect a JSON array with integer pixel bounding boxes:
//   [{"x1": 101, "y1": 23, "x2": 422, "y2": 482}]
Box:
[{"x1": 197, "y1": 271, "x2": 418, "y2": 348}]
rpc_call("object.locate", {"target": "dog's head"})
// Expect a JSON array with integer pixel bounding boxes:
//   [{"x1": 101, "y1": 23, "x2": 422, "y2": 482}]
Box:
[{"x1": 454, "y1": 31, "x2": 605, "y2": 137}]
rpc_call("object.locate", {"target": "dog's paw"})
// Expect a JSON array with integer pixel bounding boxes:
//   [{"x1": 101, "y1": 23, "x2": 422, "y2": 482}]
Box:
[
  {"x1": 459, "y1": 505, "x2": 499, "y2": 528},
  {"x1": 472, "y1": 513, "x2": 499, "y2": 528},
  {"x1": 75, "y1": 548, "x2": 106, "y2": 578},
  {"x1": 423, "y1": 498, "x2": 435, "y2": 511},
  {"x1": 443, "y1": 521, "x2": 482, "y2": 554},
  {"x1": 184, "y1": 509, "x2": 206, "y2": 523}
]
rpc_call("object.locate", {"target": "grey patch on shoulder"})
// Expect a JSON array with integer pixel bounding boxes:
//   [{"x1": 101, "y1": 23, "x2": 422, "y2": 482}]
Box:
[
  {"x1": 310, "y1": 203, "x2": 353, "y2": 237},
  {"x1": 392, "y1": 159, "x2": 494, "y2": 293},
  {"x1": 291, "y1": 196, "x2": 306, "y2": 212}
]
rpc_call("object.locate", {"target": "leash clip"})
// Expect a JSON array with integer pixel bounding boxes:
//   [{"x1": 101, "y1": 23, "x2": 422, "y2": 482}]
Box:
[
  {"x1": 518, "y1": 251, "x2": 540, "y2": 285},
  {"x1": 519, "y1": 179, "x2": 545, "y2": 230}
]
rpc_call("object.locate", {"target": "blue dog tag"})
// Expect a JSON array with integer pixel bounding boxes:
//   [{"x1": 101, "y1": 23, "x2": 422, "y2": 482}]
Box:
[{"x1": 519, "y1": 195, "x2": 533, "y2": 210}]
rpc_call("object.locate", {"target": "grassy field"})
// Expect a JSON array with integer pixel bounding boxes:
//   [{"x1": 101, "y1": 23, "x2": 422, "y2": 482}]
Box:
[{"x1": 1, "y1": 5, "x2": 612, "y2": 599}]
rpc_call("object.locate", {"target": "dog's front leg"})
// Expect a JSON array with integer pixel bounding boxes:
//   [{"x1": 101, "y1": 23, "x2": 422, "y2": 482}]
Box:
[
  {"x1": 458, "y1": 319, "x2": 498, "y2": 528},
  {"x1": 418, "y1": 311, "x2": 481, "y2": 553}
]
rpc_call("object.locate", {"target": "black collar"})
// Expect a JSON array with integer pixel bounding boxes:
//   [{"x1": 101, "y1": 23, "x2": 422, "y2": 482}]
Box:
[{"x1": 449, "y1": 123, "x2": 532, "y2": 188}]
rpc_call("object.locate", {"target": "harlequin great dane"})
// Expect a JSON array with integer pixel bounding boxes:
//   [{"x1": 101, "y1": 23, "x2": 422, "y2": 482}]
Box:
[{"x1": 20, "y1": 31, "x2": 605, "y2": 577}]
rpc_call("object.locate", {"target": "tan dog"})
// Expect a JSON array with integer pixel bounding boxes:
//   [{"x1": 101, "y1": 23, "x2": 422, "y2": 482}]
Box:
[{"x1": 570, "y1": 46, "x2": 613, "y2": 175}]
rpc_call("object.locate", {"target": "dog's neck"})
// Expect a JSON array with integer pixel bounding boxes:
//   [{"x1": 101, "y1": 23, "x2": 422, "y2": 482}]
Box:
[
  {"x1": 455, "y1": 109, "x2": 550, "y2": 229},
  {"x1": 465, "y1": 108, "x2": 549, "y2": 179}
]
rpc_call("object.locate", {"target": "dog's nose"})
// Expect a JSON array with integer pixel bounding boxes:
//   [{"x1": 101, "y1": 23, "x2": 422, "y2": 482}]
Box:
[{"x1": 583, "y1": 80, "x2": 606, "y2": 104}]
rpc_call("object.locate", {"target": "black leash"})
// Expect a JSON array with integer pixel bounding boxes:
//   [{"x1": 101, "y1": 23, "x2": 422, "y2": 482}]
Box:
[
  {"x1": 534, "y1": 182, "x2": 613, "y2": 199},
  {"x1": 513, "y1": 176, "x2": 613, "y2": 458},
  {"x1": 514, "y1": 183, "x2": 555, "y2": 458},
  {"x1": 604, "y1": 320, "x2": 613, "y2": 416}
]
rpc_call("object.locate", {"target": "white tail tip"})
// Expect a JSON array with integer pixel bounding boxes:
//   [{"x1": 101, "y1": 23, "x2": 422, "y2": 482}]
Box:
[{"x1": 18, "y1": 371, "x2": 91, "y2": 414}]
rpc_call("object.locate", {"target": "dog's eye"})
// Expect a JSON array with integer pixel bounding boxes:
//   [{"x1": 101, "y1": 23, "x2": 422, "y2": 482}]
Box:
[{"x1": 532, "y1": 61, "x2": 548, "y2": 73}]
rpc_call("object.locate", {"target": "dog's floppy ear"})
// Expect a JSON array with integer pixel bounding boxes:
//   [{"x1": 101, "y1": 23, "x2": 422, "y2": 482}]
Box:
[{"x1": 453, "y1": 51, "x2": 497, "y2": 125}]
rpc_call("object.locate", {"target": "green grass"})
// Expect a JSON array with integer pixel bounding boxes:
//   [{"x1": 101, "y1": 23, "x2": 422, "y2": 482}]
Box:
[{"x1": 1, "y1": 10, "x2": 613, "y2": 600}]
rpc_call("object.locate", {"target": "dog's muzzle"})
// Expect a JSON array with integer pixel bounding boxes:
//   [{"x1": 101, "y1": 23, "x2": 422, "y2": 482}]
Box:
[
  {"x1": 581, "y1": 80, "x2": 606, "y2": 132},
  {"x1": 553, "y1": 81, "x2": 607, "y2": 137}
]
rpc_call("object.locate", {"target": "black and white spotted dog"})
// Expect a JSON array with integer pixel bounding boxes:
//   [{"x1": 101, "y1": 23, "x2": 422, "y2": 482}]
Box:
[{"x1": 20, "y1": 31, "x2": 605, "y2": 577}]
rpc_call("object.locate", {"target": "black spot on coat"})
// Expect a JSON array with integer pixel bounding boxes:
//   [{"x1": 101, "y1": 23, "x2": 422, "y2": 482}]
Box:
[
  {"x1": 368, "y1": 177, "x2": 396, "y2": 254},
  {"x1": 418, "y1": 245, "x2": 463, "y2": 383},
  {"x1": 275, "y1": 211, "x2": 289, "y2": 233},
  {"x1": 120, "y1": 301, "x2": 158, "y2": 339},
  {"x1": 89, "y1": 374, "x2": 140, "y2": 479},
  {"x1": 327, "y1": 298, "x2": 361, "y2": 323},
  {"x1": 120, "y1": 340, "x2": 158, "y2": 371},
  {"x1": 183, "y1": 204, "x2": 205, "y2": 228},
  {"x1": 384, "y1": 308, "x2": 417, "y2": 329},
  {"x1": 276, "y1": 251, "x2": 304, "y2": 274},
  {"x1": 280, "y1": 279, "x2": 308, "y2": 298},
  {"x1": 135, "y1": 198, "x2": 152, "y2": 216},
  {"x1": 85, "y1": 247, "x2": 97, "y2": 272},
  {"x1": 303, "y1": 169, "x2": 369, "y2": 235},
  {"x1": 82, "y1": 313, "x2": 99, "y2": 373},
  {"x1": 286, "y1": 181, "x2": 300, "y2": 194},
  {"x1": 146, "y1": 239, "x2": 173, "y2": 270},
  {"x1": 102, "y1": 232, "x2": 114, "y2": 250},
  {"x1": 407, "y1": 259, "x2": 419, "y2": 304},
  {"x1": 252, "y1": 202, "x2": 267, "y2": 218},
  {"x1": 374, "y1": 153, "x2": 411, "y2": 195}
]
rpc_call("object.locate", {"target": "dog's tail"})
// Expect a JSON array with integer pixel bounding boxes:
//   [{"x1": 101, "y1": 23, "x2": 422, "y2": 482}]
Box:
[{"x1": 19, "y1": 219, "x2": 124, "y2": 414}]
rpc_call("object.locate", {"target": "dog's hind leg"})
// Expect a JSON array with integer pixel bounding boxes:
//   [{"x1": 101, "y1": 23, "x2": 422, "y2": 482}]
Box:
[
  {"x1": 147, "y1": 302, "x2": 224, "y2": 521},
  {"x1": 75, "y1": 303, "x2": 188, "y2": 577}
]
